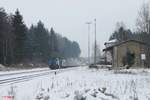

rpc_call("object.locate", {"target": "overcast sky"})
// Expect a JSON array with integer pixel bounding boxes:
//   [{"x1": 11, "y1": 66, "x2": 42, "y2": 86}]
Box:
[{"x1": 0, "y1": 0, "x2": 149, "y2": 57}]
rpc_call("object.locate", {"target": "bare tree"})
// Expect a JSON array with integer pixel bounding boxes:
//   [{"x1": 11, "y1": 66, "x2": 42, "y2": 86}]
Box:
[
  {"x1": 109, "y1": 22, "x2": 132, "y2": 42},
  {"x1": 115, "y1": 21, "x2": 126, "y2": 31},
  {"x1": 136, "y1": 2, "x2": 150, "y2": 34}
]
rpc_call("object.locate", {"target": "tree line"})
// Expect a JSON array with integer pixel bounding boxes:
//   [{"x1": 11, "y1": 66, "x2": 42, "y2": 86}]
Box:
[
  {"x1": 0, "y1": 8, "x2": 81, "y2": 65},
  {"x1": 109, "y1": 3, "x2": 150, "y2": 44}
]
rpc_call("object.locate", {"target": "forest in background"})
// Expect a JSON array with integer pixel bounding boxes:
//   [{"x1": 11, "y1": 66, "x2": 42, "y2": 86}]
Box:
[{"x1": 0, "y1": 8, "x2": 81, "y2": 66}]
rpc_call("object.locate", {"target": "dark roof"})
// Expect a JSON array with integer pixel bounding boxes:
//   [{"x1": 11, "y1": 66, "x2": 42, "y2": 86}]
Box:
[{"x1": 103, "y1": 39, "x2": 150, "y2": 51}]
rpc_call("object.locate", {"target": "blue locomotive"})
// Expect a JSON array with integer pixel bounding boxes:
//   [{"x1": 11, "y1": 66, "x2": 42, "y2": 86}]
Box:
[{"x1": 48, "y1": 58, "x2": 62, "y2": 69}]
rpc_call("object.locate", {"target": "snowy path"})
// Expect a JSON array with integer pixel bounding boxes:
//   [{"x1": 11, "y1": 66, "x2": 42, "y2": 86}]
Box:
[{"x1": 0, "y1": 67, "x2": 150, "y2": 100}]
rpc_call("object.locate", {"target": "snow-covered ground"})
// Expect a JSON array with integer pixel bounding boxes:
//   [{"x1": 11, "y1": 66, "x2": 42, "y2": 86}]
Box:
[
  {"x1": 0, "y1": 66, "x2": 150, "y2": 100},
  {"x1": 0, "y1": 67, "x2": 49, "y2": 74}
]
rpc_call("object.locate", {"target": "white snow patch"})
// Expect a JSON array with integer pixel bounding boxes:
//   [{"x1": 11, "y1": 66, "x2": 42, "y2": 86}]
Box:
[{"x1": 0, "y1": 67, "x2": 150, "y2": 100}]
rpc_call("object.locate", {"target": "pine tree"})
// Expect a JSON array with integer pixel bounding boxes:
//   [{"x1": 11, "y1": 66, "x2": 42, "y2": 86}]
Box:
[
  {"x1": 12, "y1": 9, "x2": 27, "y2": 63},
  {"x1": 36, "y1": 21, "x2": 50, "y2": 61},
  {"x1": 0, "y1": 8, "x2": 14, "y2": 65},
  {"x1": 27, "y1": 21, "x2": 51, "y2": 62},
  {"x1": 50, "y1": 28, "x2": 59, "y2": 58}
]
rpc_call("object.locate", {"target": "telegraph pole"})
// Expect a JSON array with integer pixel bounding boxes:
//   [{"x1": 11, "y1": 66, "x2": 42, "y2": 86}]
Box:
[
  {"x1": 86, "y1": 22, "x2": 92, "y2": 65},
  {"x1": 94, "y1": 19, "x2": 97, "y2": 65}
]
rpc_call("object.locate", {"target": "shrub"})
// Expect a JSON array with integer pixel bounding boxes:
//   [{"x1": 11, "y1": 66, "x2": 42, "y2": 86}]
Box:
[{"x1": 122, "y1": 50, "x2": 135, "y2": 69}]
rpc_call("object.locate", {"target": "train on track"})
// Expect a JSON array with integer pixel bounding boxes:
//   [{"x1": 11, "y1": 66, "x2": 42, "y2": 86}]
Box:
[
  {"x1": 48, "y1": 58, "x2": 82, "y2": 69},
  {"x1": 48, "y1": 58, "x2": 62, "y2": 69}
]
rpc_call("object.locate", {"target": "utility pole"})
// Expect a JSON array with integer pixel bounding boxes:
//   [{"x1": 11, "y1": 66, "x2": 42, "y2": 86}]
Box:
[
  {"x1": 86, "y1": 22, "x2": 92, "y2": 65},
  {"x1": 94, "y1": 18, "x2": 97, "y2": 65}
]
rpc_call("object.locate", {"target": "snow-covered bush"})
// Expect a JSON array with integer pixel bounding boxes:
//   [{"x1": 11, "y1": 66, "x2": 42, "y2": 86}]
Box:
[{"x1": 74, "y1": 90, "x2": 86, "y2": 100}]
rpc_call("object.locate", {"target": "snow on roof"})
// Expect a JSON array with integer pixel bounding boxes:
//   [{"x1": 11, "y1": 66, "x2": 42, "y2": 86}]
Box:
[
  {"x1": 103, "y1": 39, "x2": 150, "y2": 51},
  {"x1": 105, "y1": 39, "x2": 117, "y2": 44},
  {"x1": 104, "y1": 39, "x2": 118, "y2": 48}
]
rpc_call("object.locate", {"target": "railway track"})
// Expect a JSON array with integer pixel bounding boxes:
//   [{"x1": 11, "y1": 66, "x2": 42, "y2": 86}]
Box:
[
  {"x1": 0, "y1": 65, "x2": 84, "y2": 85},
  {"x1": 0, "y1": 70, "x2": 51, "y2": 85},
  {"x1": 0, "y1": 68, "x2": 49, "y2": 77}
]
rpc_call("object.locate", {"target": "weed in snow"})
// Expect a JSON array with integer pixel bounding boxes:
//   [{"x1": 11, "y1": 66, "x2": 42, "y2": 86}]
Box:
[{"x1": 74, "y1": 90, "x2": 86, "y2": 100}]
